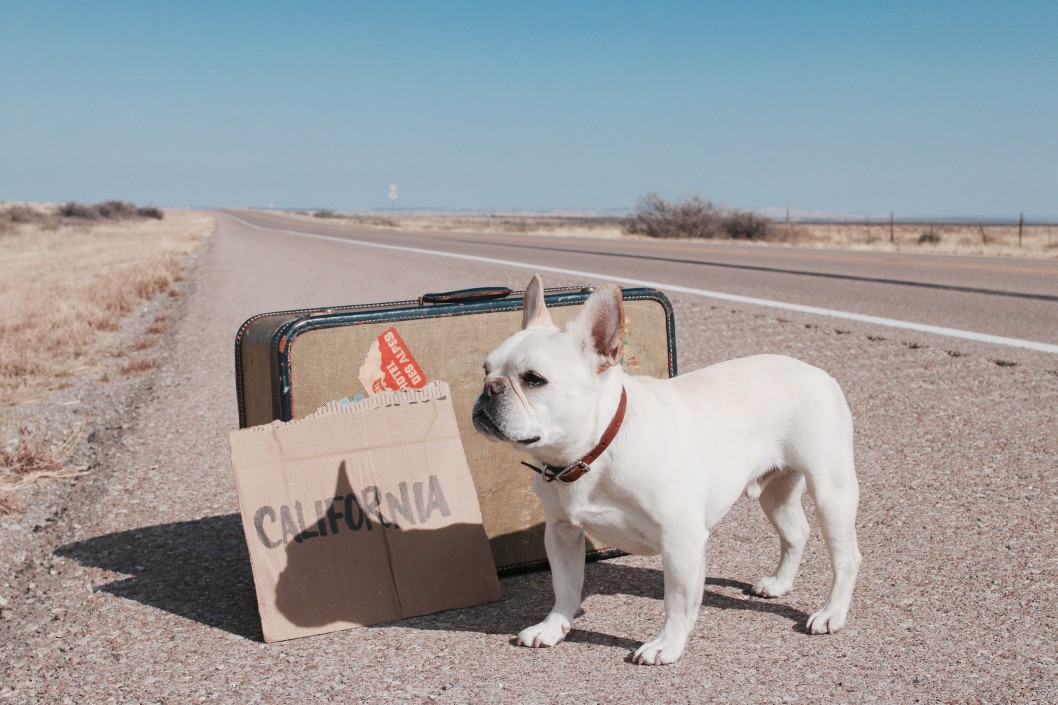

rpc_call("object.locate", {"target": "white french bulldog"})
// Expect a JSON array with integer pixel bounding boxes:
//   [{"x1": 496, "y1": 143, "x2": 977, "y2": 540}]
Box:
[{"x1": 472, "y1": 275, "x2": 861, "y2": 665}]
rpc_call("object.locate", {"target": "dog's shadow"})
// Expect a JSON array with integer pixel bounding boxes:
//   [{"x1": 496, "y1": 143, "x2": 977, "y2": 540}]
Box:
[
  {"x1": 401, "y1": 562, "x2": 810, "y2": 653},
  {"x1": 56, "y1": 513, "x2": 809, "y2": 648}
]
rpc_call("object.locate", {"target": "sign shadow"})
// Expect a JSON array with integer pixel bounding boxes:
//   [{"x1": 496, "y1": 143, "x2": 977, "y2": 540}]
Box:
[{"x1": 55, "y1": 513, "x2": 262, "y2": 640}]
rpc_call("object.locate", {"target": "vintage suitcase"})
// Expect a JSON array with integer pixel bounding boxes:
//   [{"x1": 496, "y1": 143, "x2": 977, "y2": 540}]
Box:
[{"x1": 235, "y1": 284, "x2": 677, "y2": 574}]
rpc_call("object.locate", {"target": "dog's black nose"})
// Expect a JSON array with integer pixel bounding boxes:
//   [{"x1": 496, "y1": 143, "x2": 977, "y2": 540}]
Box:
[{"x1": 484, "y1": 378, "x2": 505, "y2": 397}]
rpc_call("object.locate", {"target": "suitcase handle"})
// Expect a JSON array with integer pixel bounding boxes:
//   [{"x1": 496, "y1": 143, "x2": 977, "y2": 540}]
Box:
[{"x1": 419, "y1": 286, "x2": 513, "y2": 305}]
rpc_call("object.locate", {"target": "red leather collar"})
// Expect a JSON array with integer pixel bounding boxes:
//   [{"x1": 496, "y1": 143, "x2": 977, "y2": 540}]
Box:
[{"x1": 521, "y1": 386, "x2": 628, "y2": 484}]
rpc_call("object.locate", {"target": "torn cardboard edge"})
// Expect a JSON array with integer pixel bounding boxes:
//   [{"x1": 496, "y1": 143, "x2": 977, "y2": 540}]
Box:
[
  {"x1": 237, "y1": 381, "x2": 450, "y2": 431},
  {"x1": 229, "y1": 380, "x2": 500, "y2": 643},
  {"x1": 310, "y1": 380, "x2": 445, "y2": 418}
]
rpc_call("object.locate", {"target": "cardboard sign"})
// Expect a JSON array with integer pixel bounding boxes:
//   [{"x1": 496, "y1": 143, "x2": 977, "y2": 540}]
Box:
[{"x1": 229, "y1": 381, "x2": 500, "y2": 642}]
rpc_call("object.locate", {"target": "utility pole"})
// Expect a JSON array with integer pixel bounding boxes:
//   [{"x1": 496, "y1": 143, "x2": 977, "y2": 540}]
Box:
[
  {"x1": 1019, "y1": 212, "x2": 1024, "y2": 247},
  {"x1": 890, "y1": 211, "x2": 894, "y2": 243}
]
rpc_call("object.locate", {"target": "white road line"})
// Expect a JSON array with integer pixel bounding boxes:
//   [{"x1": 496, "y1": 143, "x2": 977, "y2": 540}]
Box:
[{"x1": 228, "y1": 214, "x2": 1058, "y2": 355}]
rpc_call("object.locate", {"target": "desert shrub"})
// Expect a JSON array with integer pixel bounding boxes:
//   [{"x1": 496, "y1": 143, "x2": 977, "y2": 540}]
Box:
[
  {"x1": 625, "y1": 193, "x2": 723, "y2": 239},
  {"x1": 6, "y1": 205, "x2": 36, "y2": 224},
  {"x1": 96, "y1": 200, "x2": 138, "y2": 219},
  {"x1": 625, "y1": 192, "x2": 775, "y2": 240},
  {"x1": 56, "y1": 201, "x2": 163, "y2": 223},
  {"x1": 722, "y1": 210, "x2": 773, "y2": 240},
  {"x1": 58, "y1": 201, "x2": 102, "y2": 219},
  {"x1": 314, "y1": 209, "x2": 338, "y2": 218},
  {"x1": 2, "y1": 201, "x2": 163, "y2": 232},
  {"x1": 0, "y1": 206, "x2": 38, "y2": 232},
  {"x1": 919, "y1": 231, "x2": 941, "y2": 244}
]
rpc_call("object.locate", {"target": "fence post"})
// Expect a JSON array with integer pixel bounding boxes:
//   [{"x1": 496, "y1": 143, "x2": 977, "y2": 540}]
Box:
[
  {"x1": 1019, "y1": 212, "x2": 1024, "y2": 246},
  {"x1": 890, "y1": 211, "x2": 894, "y2": 243}
]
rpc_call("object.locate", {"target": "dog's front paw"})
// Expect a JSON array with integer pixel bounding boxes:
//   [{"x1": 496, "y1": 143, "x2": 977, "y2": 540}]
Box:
[
  {"x1": 632, "y1": 636, "x2": 685, "y2": 666},
  {"x1": 517, "y1": 617, "x2": 571, "y2": 648},
  {"x1": 751, "y1": 575, "x2": 793, "y2": 598},
  {"x1": 806, "y1": 606, "x2": 848, "y2": 634}
]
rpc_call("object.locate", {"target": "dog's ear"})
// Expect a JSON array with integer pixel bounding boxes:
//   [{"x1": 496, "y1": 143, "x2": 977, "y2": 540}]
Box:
[
  {"x1": 570, "y1": 283, "x2": 625, "y2": 369},
  {"x1": 521, "y1": 274, "x2": 554, "y2": 330}
]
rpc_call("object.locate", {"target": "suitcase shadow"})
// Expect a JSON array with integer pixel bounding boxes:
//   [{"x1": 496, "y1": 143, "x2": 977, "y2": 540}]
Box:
[{"x1": 56, "y1": 515, "x2": 808, "y2": 645}]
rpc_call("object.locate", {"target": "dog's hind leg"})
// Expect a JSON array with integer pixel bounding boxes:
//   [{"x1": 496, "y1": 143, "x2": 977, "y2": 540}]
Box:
[
  {"x1": 804, "y1": 461, "x2": 861, "y2": 635},
  {"x1": 752, "y1": 470, "x2": 809, "y2": 598}
]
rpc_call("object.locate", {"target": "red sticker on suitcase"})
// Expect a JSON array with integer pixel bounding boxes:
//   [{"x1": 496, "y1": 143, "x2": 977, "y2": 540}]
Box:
[{"x1": 358, "y1": 327, "x2": 427, "y2": 394}]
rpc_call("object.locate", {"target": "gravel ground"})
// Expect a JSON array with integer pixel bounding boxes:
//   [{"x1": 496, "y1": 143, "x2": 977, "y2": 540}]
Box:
[{"x1": 2, "y1": 213, "x2": 1056, "y2": 704}]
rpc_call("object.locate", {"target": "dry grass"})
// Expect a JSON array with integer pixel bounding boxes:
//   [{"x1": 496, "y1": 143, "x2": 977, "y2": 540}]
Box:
[
  {"x1": 0, "y1": 209, "x2": 213, "y2": 408},
  {"x1": 0, "y1": 423, "x2": 88, "y2": 489},
  {"x1": 0, "y1": 205, "x2": 209, "y2": 508},
  {"x1": 146, "y1": 315, "x2": 170, "y2": 335},
  {"x1": 0, "y1": 491, "x2": 18, "y2": 514},
  {"x1": 769, "y1": 221, "x2": 1058, "y2": 258},
  {"x1": 118, "y1": 356, "x2": 159, "y2": 374}
]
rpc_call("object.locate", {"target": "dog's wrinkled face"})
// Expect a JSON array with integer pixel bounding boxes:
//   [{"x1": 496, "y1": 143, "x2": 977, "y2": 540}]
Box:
[
  {"x1": 472, "y1": 327, "x2": 592, "y2": 448},
  {"x1": 472, "y1": 275, "x2": 625, "y2": 461}
]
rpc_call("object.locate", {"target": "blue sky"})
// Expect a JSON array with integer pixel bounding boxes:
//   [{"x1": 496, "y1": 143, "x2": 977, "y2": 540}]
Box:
[{"x1": 1, "y1": 1, "x2": 1055, "y2": 218}]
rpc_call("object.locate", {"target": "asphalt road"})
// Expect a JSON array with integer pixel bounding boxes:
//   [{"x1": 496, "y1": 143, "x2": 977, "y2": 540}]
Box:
[
  {"x1": 230, "y1": 209, "x2": 1058, "y2": 348},
  {"x1": 3, "y1": 211, "x2": 1056, "y2": 704}
]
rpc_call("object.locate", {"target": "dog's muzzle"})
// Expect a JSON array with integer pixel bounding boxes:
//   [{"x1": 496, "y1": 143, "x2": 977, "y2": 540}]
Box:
[
  {"x1": 471, "y1": 401, "x2": 504, "y2": 440},
  {"x1": 472, "y1": 380, "x2": 540, "y2": 445},
  {"x1": 472, "y1": 379, "x2": 509, "y2": 440}
]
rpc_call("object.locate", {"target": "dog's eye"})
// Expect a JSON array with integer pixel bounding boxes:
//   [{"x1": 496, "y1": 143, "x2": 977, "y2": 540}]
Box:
[{"x1": 521, "y1": 371, "x2": 548, "y2": 389}]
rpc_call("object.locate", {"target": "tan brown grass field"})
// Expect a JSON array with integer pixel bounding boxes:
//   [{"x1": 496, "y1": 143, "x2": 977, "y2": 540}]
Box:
[
  {"x1": 790, "y1": 221, "x2": 1058, "y2": 258},
  {"x1": 0, "y1": 209, "x2": 213, "y2": 409}
]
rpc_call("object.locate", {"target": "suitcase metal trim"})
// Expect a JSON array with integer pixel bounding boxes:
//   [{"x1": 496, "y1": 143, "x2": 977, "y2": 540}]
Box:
[{"x1": 235, "y1": 286, "x2": 677, "y2": 428}]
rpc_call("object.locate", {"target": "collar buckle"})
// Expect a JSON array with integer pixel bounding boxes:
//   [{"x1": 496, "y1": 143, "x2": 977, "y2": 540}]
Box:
[{"x1": 544, "y1": 460, "x2": 591, "y2": 484}]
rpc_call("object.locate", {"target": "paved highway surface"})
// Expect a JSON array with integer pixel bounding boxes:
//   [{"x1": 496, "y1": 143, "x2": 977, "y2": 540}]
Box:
[
  {"x1": 3, "y1": 210, "x2": 1056, "y2": 704},
  {"x1": 230, "y1": 209, "x2": 1058, "y2": 348}
]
